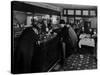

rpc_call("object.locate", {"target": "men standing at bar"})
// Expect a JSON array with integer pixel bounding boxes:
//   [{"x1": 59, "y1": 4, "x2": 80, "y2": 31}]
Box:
[{"x1": 14, "y1": 17, "x2": 39, "y2": 73}]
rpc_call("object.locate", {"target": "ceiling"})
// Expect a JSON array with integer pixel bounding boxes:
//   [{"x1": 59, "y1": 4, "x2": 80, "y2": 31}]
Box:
[
  {"x1": 23, "y1": 1, "x2": 97, "y2": 10},
  {"x1": 23, "y1": 1, "x2": 61, "y2": 12},
  {"x1": 12, "y1": 1, "x2": 60, "y2": 15},
  {"x1": 46, "y1": 3, "x2": 97, "y2": 10}
]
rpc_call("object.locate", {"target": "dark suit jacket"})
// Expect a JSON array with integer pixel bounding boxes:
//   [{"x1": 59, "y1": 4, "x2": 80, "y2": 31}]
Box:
[{"x1": 15, "y1": 27, "x2": 39, "y2": 73}]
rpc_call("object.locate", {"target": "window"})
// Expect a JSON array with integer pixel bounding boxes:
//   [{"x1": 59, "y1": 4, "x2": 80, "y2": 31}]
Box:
[
  {"x1": 68, "y1": 10, "x2": 74, "y2": 15},
  {"x1": 83, "y1": 10, "x2": 89, "y2": 16},
  {"x1": 90, "y1": 10, "x2": 96, "y2": 16},
  {"x1": 75, "y1": 10, "x2": 81, "y2": 15},
  {"x1": 64, "y1": 10, "x2": 66, "y2": 15}
]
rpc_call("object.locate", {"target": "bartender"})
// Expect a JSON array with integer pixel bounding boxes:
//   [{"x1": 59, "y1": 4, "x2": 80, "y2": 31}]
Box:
[
  {"x1": 58, "y1": 20, "x2": 78, "y2": 66},
  {"x1": 57, "y1": 20, "x2": 68, "y2": 67}
]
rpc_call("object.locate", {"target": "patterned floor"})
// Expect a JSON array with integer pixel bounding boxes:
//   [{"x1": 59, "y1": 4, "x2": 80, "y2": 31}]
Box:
[{"x1": 51, "y1": 54, "x2": 97, "y2": 71}]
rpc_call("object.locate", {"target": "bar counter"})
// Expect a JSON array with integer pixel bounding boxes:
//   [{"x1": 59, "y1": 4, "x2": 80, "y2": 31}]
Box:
[{"x1": 31, "y1": 34, "x2": 62, "y2": 72}]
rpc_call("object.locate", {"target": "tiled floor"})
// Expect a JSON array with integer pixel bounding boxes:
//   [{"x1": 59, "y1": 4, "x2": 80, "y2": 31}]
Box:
[{"x1": 51, "y1": 54, "x2": 97, "y2": 71}]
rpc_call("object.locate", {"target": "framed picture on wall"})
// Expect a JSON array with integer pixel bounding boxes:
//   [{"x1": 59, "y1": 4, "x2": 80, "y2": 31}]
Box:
[{"x1": 11, "y1": 1, "x2": 97, "y2": 74}]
